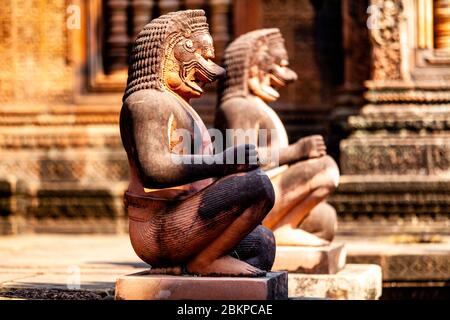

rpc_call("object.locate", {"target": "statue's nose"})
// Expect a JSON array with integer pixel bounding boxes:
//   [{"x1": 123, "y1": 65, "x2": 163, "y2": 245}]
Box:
[
  {"x1": 284, "y1": 67, "x2": 297, "y2": 83},
  {"x1": 204, "y1": 61, "x2": 226, "y2": 81},
  {"x1": 212, "y1": 63, "x2": 226, "y2": 80}
]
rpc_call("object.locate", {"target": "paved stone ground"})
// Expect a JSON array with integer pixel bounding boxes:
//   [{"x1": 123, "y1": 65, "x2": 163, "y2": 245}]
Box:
[
  {"x1": 0, "y1": 235, "x2": 146, "y2": 299},
  {"x1": 0, "y1": 234, "x2": 448, "y2": 299}
]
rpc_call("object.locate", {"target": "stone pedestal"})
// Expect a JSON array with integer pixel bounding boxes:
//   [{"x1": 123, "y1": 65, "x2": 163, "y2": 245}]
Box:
[
  {"x1": 115, "y1": 271, "x2": 288, "y2": 300},
  {"x1": 273, "y1": 243, "x2": 347, "y2": 274},
  {"x1": 288, "y1": 264, "x2": 382, "y2": 300}
]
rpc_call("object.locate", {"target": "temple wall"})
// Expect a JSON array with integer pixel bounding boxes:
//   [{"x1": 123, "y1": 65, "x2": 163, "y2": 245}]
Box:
[
  {"x1": 0, "y1": 0, "x2": 127, "y2": 234},
  {"x1": 0, "y1": 0, "x2": 73, "y2": 104},
  {"x1": 0, "y1": 0, "x2": 448, "y2": 238},
  {"x1": 332, "y1": 0, "x2": 450, "y2": 236}
]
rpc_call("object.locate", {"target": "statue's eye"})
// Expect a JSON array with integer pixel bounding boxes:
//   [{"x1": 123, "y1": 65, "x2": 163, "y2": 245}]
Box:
[
  {"x1": 183, "y1": 39, "x2": 196, "y2": 53},
  {"x1": 185, "y1": 40, "x2": 194, "y2": 49}
]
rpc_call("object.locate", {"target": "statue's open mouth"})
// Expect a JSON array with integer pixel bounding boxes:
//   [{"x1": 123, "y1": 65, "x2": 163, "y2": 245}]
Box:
[
  {"x1": 262, "y1": 72, "x2": 288, "y2": 100},
  {"x1": 251, "y1": 65, "x2": 297, "y2": 102},
  {"x1": 190, "y1": 76, "x2": 206, "y2": 94},
  {"x1": 262, "y1": 83, "x2": 280, "y2": 100},
  {"x1": 270, "y1": 73, "x2": 286, "y2": 88},
  {"x1": 269, "y1": 65, "x2": 297, "y2": 90},
  {"x1": 182, "y1": 58, "x2": 225, "y2": 95}
]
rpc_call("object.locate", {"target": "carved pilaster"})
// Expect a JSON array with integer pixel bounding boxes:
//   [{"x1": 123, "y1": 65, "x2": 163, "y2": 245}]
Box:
[
  {"x1": 0, "y1": 0, "x2": 72, "y2": 103},
  {"x1": 105, "y1": 0, "x2": 130, "y2": 73},
  {"x1": 157, "y1": 0, "x2": 179, "y2": 15},
  {"x1": 184, "y1": 0, "x2": 205, "y2": 9},
  {"x1": 434, "y1": 0, "x2": 450, "y2": 49},
  {"x1": 210, "y1": 0, "x2": 231, "y2": 62},
  {"x1": 0, "y1": 1, "x2": 14, "y2": 103},
  {"x1": 132, "y1": 0, "x2": 154, "y2": 38},
  {"x1": 341, "y1": 0, "x2": 371, "y2": 92},
  {"x1": 369, "y1": 0, "x2": 404, "y2": 81}
]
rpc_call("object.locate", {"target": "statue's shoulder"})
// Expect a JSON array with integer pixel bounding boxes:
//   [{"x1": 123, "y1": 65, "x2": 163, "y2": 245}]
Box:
[
  {"x1": 122, "y1": 89, "x2": 191, "y2": 128},
  {"x1": 219, "y1": 96, "x2": 254, "y2": 112},
  {"x1": 123, "y1": 89, "x2": 178, "y2": 113},
  {"x1": 122, "y1": 89, "x2": 195, "y2": 129}
]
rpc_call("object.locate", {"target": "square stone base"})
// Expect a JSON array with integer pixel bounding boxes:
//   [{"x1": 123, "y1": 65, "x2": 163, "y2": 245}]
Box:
[
  {"x1": 288, "y1": 264, "x2": 382, "y2": 300},
  {"x1": 273, "y1": 243, "x2": 347, "y2": 274},
  {"x1": 115, "y1": 271, "x2": 288, "y2": 300}
]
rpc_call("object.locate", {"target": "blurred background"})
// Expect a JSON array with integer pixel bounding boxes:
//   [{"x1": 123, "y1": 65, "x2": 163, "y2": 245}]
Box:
[{"x1": 0, "y1": 0, "x2": 449, "y2": 299}]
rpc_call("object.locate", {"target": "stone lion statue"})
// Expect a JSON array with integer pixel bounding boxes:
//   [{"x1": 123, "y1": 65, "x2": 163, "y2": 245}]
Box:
[
  {"x1": 120, "y1": 10, "x2": 276, "y2": 277},
  {"x1": 216, "y1": 28, "x2": 340, "y2": 247}
]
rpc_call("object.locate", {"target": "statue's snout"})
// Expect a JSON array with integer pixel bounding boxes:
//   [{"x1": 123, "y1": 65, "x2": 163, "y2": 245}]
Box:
[
  {"x1": 281, "y1": 66, "x2": 297, "y2": 84},
  {"x1": 196, "y1": 59, "x2": 226, "y2": 83},
  {"x1": 207, "y1": 61, "x2": 226, "y2": 81},
  {"x1": 271, "y1": 64, "x2": 298, "y2": 86}
]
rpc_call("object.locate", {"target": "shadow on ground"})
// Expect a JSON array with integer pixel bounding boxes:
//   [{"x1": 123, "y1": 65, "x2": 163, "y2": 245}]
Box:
[
  {"x1": 86, "y1": 261, "x2": 149, "y2": 268},
  {"x1": 0, "y1": 287, "x2": 115, "y2": 300}
]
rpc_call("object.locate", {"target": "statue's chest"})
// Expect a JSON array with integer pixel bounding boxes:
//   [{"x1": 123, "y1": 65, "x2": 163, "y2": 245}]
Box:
[
  {"x1": 176, "y1": 101, "x2": 213, "y2": 155},
  {"x1": 251, "y1": 97, "x2": 289, "y2": 148}
]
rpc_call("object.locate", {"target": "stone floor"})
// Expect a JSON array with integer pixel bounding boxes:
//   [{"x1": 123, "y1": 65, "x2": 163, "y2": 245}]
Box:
[
  {"x1": 0, "y1": 234, "x2": 448, "y2": 299},
  {"x1": 0, "y1": 234, "x2": 146, "y2": 299}
]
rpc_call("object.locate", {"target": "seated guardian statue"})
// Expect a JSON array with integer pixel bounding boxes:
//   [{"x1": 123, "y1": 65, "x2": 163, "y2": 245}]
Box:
[
  {"x1": 120, "y1": 10, "x2": 276, "y2": 276},
  {"x1": 215, "y1": 29, "x2": 340, "y2": 246}
]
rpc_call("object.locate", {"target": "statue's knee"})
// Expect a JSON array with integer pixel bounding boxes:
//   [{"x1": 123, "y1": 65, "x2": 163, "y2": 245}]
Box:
[
  {"x1": 236, "y1": 169, "x2": 275, "y2": 224},
  {"x1": 300, "y1": 203, "x2": 337, "y2": 241},
  {"x1": 320, "y1": 205, "x2": 337, "y2": 241},
  {"x1": 256, "y1": 225, "x2": 276, "y2": 251},
  {"x1": 321, "y1": 155, "x2": 340, "y2": 190},
  {"x1": 261, "y1": 174, "x2": 276, "y2": 210},
  {"x1": 250, "y1": 169, "x2": 275, "y2": 212},
  {"x1": 252, "y1": 225, "x2": 276, "y2": 270}
]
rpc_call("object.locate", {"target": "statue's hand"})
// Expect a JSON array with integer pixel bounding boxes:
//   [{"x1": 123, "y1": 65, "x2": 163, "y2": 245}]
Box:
[
  {"x1": 296, "y1": 135, "x2": 327, "y2": 159},
  {"x1": 220, "y1": 144, "x2": 259, "y2": 175}
]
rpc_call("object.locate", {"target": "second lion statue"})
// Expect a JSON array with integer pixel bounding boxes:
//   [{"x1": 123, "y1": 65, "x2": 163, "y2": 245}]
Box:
[
  {"x1": 216, "y1": 29, "x2": 340, "y2": 247},
  {"x1": 120, "y1": 10, "x2": 276, "y2": 277}
]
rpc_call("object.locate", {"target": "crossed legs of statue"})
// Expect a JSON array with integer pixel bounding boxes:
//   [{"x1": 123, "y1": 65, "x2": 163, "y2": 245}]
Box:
[
  {"x1": 262, "y1": 155, "x2": 339, "y2": 246},
  {"x1": 129, "y1": 169, "x2": 275, "y2": 277}
]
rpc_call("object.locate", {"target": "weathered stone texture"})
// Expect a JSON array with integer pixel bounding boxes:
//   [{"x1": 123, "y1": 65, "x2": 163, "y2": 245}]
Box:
[
  {"x1": 0, "y1": 0, "x2": 73, "y2": 104},
  {"x1": 115, "y1": 271, "x2": 288, "y2": 300},
  {"x1": 273, "y1": 243, "x2": 347, "y2": 274},
  {"x1": 288, "y1": 264, "x2": 382, "y2": 300},
  {"x1": 337, "y1": 0, "x2": 450, "y2": 236}
]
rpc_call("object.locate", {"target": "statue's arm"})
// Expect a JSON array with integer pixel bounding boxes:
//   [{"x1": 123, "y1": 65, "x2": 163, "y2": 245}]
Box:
[
  {"x1": 259, "y1": 144, "x2": 302, "y2": 168},
  {"x1": 224, "y1": 121, "x2": 323, "y2": 168},
  {"x1": 262, "y1": 136, "x2": 327, "y2": 167},
  {"x1": 127, "y1": 102, "x2": 252, "y2": 188},
  {"x1": 218, "y1": 102, "x2": 303, "y2": 169}
]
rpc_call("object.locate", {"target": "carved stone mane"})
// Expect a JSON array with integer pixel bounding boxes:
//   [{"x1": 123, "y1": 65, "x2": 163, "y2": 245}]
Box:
[
  {"x1": 123, "y1": 10, "x2": 209, "y2": 101},
  {"x1": 218, "y1": 28, "x2": 284, "y2": 103}
]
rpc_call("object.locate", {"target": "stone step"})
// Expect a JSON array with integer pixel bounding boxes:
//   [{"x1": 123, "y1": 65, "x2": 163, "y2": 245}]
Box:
[
  {"x1": 273, "y1": 243, "x2": 347, "y2": 274},
  {"x1": 288, "y1": 264, "x2": 382, "y2": 300}
]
